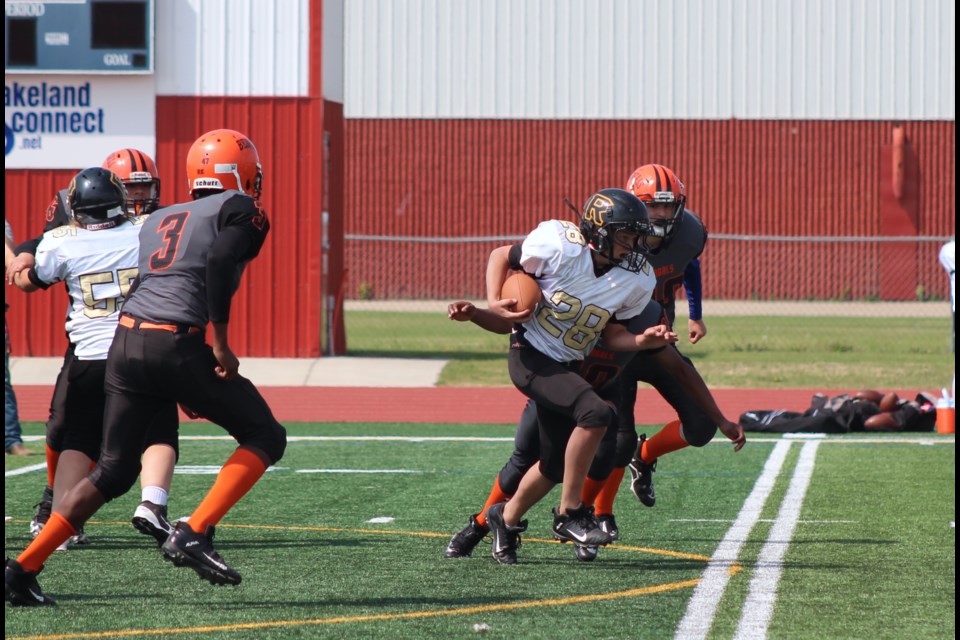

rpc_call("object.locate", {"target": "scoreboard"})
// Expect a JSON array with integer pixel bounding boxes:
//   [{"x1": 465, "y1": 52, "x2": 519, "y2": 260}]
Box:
[{"x1": 5, "y1": 0, "x2": 154, "y2": 74}]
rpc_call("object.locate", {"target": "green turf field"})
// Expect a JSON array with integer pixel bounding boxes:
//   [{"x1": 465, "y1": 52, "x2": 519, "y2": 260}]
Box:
[
  {"x1": 4, "y1": 422, "x2": 955, "y2": 639},
  {"x1": 345, "y1": 312, "x2": 955, "y2": 389}
]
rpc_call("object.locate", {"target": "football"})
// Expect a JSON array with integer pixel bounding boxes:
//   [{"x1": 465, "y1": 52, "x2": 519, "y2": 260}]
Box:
[{"x1": 499, "y1": 272, "x2": 542, "y2": 315}]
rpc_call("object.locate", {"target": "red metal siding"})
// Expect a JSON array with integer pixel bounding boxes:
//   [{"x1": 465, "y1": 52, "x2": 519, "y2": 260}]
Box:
[
  {"x1": 5, "y1": 96, "x2": 324, "y2": 357},
  {"x1": 344, "y1": 119, "x2": 955, "y2": 301}
]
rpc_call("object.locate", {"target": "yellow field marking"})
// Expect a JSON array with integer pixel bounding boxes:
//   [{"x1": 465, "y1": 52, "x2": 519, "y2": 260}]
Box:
[{"x1": 5, "y1": 520, "x2": 739, "y2": 640}]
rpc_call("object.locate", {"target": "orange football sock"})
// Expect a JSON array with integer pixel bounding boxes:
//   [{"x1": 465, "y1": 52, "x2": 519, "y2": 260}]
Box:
[
  {"x1": 45, "y1": 445, "x2": 60, "y2": 488},
  {"x1": 580, "y1": 475, "x2": 607, "y2": 509},
  {"x1": 641, "y1": 420, "x2": 688, "y2": 463},
  {"x1": 594, "y1": 467, "x2": 626, "y2": 516},
  {"x1": 17, "y1": 512, "x2": 75, "y2": 573},
  {"x1": 188, "y1": 447, "x2": 267, "y2": 534},
  {"x1": 475, "y1": 476, "x2": 512, "y2": 527}
]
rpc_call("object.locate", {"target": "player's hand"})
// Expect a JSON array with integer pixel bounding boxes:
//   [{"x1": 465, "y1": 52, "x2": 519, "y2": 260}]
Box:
[
  {"x1": 490, "y1": 297, "x2": 533, "y2": 323},
  {"x1": 447, "y1": 301, "x2": 477, "y2": 322},
  {"x1": 212, "y1": 343, "x2": 240, "y2": 379},
  {"x1": 6, "y1": 253, "x2": 35, "y2": 285},
  {"x1": 688, "y1": 318, "x2": 707, "y2": 344},
  {"x1": 637, "y1": 324, "x2": 679, "y2": 349},
  {"x1": 719, "y1": 419, "x2": 746, "y2": 452}
]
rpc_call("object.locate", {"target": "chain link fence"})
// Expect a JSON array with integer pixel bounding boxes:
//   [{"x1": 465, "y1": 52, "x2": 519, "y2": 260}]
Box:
[
  {"x1": 338, "y1": 234, "x2": 954, "y2": 388},
  {"x1": 344, "y1": 233, "x2": 953, "y2": 308}
]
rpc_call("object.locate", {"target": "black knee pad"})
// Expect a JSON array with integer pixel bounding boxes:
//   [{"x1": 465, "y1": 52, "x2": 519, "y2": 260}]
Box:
[
  {"x1": 572, "y1": 392, "x2": 615, "y2": 430},
  {"x1": 89, "y1": 459, "x2": 142, "y2": 502},
  {"x1": 498, "y1": 449, "x2": 537, "y2": 495},
  {"x1": 240, "y1": 421, "x2": 287, "y2": 464},
  {"x1": 680, "y1": 418, "x2": 717, "y2": 448},
  {"x1": 539, "y1": 458, "x2": 564, "y2": 484},
  {"x1": 613, "y1": 429, "x2": 639, "y2": 467}
]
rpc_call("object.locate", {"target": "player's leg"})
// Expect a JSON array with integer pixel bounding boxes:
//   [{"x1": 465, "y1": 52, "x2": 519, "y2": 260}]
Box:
[
  {"x1": 628, "y1": 350, "x2": 716, "y2": 506},
  {"x1": 507, "y1": 348, "x2": 615, "y2": 547},
  {"x1": 445, "y1": 399, "x2": 541, "y2": 558},
  {"x1": 163, "y1": 333, "x2": 285, "y2": 585},
  {"x1": 7, "y1": 351, "x2": 152, "y2": 606},
  {"x1": 49, "y1": 357, "x2": 110, "y2": 547},
  {"x1": 31, "y1": 344, "x2": 73, "y2": 538},
  {"x1": 131, "y1": 401, "x2": 180, "y2": 545}
]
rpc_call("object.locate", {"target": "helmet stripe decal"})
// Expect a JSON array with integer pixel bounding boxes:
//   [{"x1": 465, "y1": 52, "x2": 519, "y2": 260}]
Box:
[
  {"x1": 125, "y1": 148, "x2": 140, "y2": 173},
  {"x1": 135, "y1": 149, "x2": 149, "y2": 173}
]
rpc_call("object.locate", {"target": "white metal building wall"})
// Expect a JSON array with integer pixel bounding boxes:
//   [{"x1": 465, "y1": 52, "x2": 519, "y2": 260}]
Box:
[
  {"x1": 155, "y1": 0, "x2": 311, "y2": 97},
  {"x1": 344, "y1": 0, "x2": 956, "y2": 120}
]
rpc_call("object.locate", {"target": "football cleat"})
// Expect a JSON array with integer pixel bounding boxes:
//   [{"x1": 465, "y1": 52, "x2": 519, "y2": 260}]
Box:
[
  {"x1": 132, "y1": 501, "x2": 175, "y2": 547},
  {"x1": 444, "y1": 514, "x2": 489, "y2": 558},
  {"x1": 161, "y1": 522, "x2": 241, "y2": 586},
  {"x1": 69, "y1": 528, "x2": 91, "y2": 545},
  {"x1": 4, "y1": 559, "x2": 56, "y2": 607},
  {"x1": 29, "y1": 486, "x2": 53, "y2": 538},
  {"x1": 628, "y1": 434, "x2": 657, "y2": 507},
  {"x1": 573, "y1": 544, "x2": 599, "y2": 562},
  {"x1": 552, "y1": 505, "x2": 613, "y2": 547},
  {"x1": 597, "y1": 513, "x2": 620, "y2": 542},
  {"x1": 54, "y1": 527, "x2": 90, "y2": 552},
  {"x1": 485, "y1": 503, "x2": 527, "y2": 565}
]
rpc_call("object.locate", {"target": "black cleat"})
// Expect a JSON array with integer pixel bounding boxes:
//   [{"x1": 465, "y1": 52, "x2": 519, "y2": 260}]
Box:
[
  {"x1": 30, "y1": 486, "x2": 53, "y2": 538},
  {"x1": 444, "y1": 514, "x2": 489, "y2": 558},
  {"x1": 485, "y1": 503, "x2": 527, "y2": 565},
  {"x1": 628, "y1": 434, "x2": 657, "y2": 507},
  {"x1": 573, "y1": 544, "x2": 599, "y2": 562},
  {"x1": 161, "y1": 522, "x2": 241, "y2": 586},
  {"x1": 597, "y1": 513, "x2": 620, "y2": 542},
  {"x1": 132, "y1": 501, "x2": 175, "y2": 547},
  {"x1": 5, "y1": 559, "x2": 56, "y2": 607},
  {"x1": 552, "y1": 505, "x2": 612, "y2": 547}
]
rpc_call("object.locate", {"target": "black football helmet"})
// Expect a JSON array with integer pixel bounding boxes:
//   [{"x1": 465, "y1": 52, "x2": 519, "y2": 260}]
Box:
[
  {"x1": 578, "y1": 188, "x2": 651, "y2": 272},
  {"x1": 67, "y1": 167, "x2": 127, "y2": 229}
]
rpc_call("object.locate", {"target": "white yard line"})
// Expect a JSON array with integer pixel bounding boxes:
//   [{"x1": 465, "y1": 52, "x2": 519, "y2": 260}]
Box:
[
  {"x1": 733, "y1": 440, "x2": 820, "y2": 640},
  {"x1": 4, "y1": 462, "x2": 47, "y2": 477},
  {"x1": 674, "y1": 440, "x2": 792, "y2": 640}
]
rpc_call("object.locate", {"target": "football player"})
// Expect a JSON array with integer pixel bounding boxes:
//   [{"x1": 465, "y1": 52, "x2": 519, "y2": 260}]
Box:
[
  {"x1": 445, "y1": 166, "x2": 745, "y2": 562},
  {"x1": 5, "y1": 129, "x2": 286, "y2": 605},
  {"x1": 6, "y1": 149, "x2": 178, "y2": 548},
  {"x1": 618, "y1": 165, "x2": 745, "y2": 521},
  {"x1": 478, "y1": 188, "x2": 678, "y2": 564}
]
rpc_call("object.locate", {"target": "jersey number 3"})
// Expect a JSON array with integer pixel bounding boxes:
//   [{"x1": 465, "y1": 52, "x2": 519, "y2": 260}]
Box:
[{"x1": 149, "y1": 211, "x2": 190, "y2": 270}]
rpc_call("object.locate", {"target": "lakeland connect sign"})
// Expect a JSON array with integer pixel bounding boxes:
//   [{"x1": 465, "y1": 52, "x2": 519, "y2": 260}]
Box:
[{"x1": 4, "y1": 76, "x2": 155, "y2": 168}]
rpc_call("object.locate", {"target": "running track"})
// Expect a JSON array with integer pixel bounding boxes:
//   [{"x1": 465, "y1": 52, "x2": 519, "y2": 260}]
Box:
[{"x1": 13, "y1": 386, "x2": 928, "y2": 424}]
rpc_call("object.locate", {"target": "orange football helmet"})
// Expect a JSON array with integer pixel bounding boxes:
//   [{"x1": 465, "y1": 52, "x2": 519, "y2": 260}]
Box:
[
  {"x1": 185, "y1": 129, "x2": 262, "y2": 199},
  {"x1": 625, "y1": 164, "x2": 687, "y2": 244},
  {"x1": 102, "y1": 148, "x2": 161, "y2": 215}
]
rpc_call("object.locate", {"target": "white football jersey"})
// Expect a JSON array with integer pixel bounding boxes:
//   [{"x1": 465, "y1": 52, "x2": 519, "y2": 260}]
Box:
[
  {"x1": 517, "y1": 219, "x2": 655, "y2": 362},
  {"x1": 33, "y1": 218, "x2": 145, "y2": 360}
]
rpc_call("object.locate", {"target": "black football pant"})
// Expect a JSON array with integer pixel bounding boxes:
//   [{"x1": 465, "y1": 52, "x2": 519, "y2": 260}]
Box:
[{"x1": 91, "y1": 324, "x2": 286, "y2": 501}]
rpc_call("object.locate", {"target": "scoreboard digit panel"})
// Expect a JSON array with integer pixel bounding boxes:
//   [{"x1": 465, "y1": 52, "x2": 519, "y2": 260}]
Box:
[{"x1": 5, "y1": 0, "x2": 154, "y2": 74}]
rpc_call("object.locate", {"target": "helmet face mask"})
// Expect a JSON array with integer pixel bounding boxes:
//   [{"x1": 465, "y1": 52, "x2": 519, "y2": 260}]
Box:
[
  {"x1": 101, "y1": 148, "x2": 161, "y2": 215},
  {"x1": 68, "y1": 168, "x2": 128, "y2": 230},
  {"x1": 578, "y1": 188, "x2": 652, "y2": 273},
  {"x1": 186, "y1": 129, "x2": 263, "y2": 199},
  {"x1": 626, "y1": 164, "x2": 687, "y2": 248}
]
